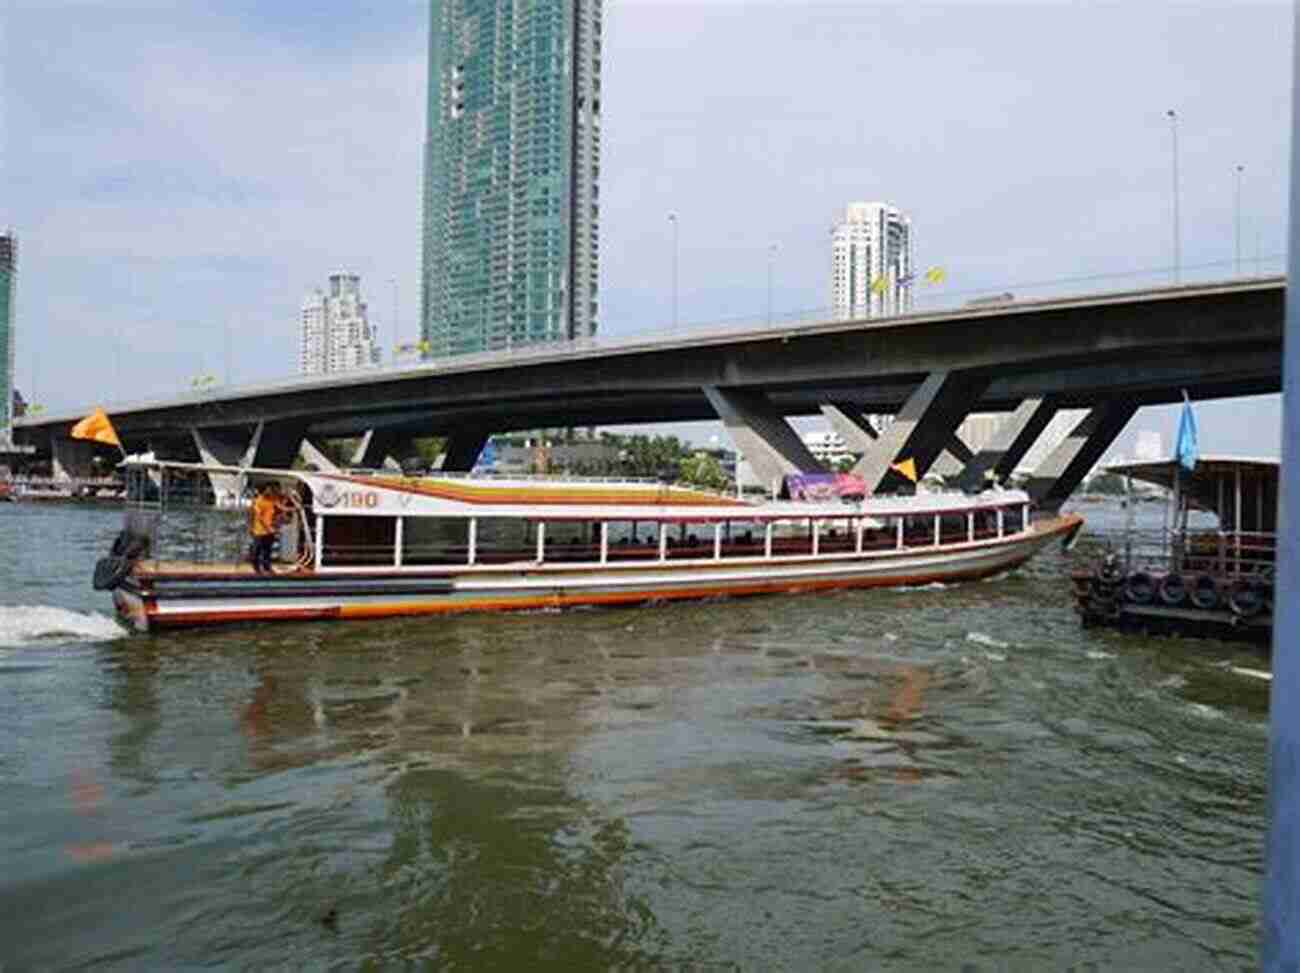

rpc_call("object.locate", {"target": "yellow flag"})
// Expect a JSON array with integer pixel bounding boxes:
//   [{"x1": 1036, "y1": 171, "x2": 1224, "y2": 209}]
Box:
[
  {"x1": 870, "y1": 276, "x2": 889, "y2": 296},
  {"x1": 70, "y1": 408, "x2": 121, "y2": 449},
  {"x1": 925, "y1": 266, "x2": 946, "y2": 285},
  {"x1": 890, "y1": 458, "x2": 918, "y2": 483}
]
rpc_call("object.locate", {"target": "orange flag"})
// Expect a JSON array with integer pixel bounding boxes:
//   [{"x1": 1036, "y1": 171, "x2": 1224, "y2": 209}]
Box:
[
  {"x1": 70, "y1": 408, "x2": 121, "y2": 449},
  {"x1": 889, "y1": 458, "x2": 918, "y2": 483}
]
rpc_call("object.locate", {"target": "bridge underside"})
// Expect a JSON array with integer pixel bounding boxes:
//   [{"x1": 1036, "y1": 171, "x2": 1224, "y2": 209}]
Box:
[{"x1": 13, "y1": 278, "x2": 1285, "y2": 508}]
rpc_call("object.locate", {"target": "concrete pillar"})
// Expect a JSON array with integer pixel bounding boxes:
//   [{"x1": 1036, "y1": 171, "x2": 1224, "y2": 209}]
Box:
[
  {"x1": 956, "y1": 397, "x2": 1059, "y2": 491},
  {"x1": 704, "y1": 386, "x2": 824, "y2": 487},
  {"x1": 928, "y1": 434, "x2": 974, "y2": 478},
  {"x1": 851, "y1": 371, "x2": 990, "y2": 492},
  {"x1": 1023, "y1": 400, "x2": 1137, "y2": 512},
  {"x1": 820, "y1": 402, "x2": 878, "y2": 450},
  {"x1": 298, "y1": 439, "x2": 340, "y2": 472},
  {"x1": 191, "y1": 426, "x2": 257, "y2": 505},
  {"x1": 50, "y1": 437, "x2": 97, "y2": 483},
  {"x1": 1264, "y1": 6, "x2": 1300, "y2": 966},
  {"x1": 246, "y1": 420, "x2": 308, "y2": 470},
  {"x1": 440, "y1": 428, "x2": 491, "y2": 473},
  {"x1": 352, "y1": 428, "x2": 405, "y2": 470}
]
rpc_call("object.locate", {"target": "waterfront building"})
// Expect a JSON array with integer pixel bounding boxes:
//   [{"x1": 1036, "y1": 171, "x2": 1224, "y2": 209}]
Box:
[
  {"x1": 299, "y1": 273, "x2": 381, "y2": 376},
  {"x1": 420, "y1": 0, "x2": 602, "y2": 358},
  {"x1": 0, "y1": 234, "x2": 15, "y2": 446},
  {"x1": 831, "y1": 202, "x2": 913, "y2": 320}
]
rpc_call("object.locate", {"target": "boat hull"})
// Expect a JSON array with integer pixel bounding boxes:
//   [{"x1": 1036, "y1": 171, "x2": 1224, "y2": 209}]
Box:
[{"x1": 111, "y1": 515, "x2": 1082, "y2": 633}]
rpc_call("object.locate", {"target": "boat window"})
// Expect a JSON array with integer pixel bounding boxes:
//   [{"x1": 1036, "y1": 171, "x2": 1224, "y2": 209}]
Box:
[
  {"x1": 862, "y1": 517, "x2": 898, "y2": 551},
  {"x1": 475, "y1": 517, "x2": 536, "y2": 564},
  {"x1": 321, "y1": 515, "x2": 397, "y2": 566},
  {"x1": 721, "y1": 520, "x2": 765, "y2": 559},
  {"x1": 605, "y1": 521, "x2": 662, "y2": 562},
  {"x1": 972, "y1": 509, "x2": 999, "y2": 540},
  {"x1": 1003, "y1": 506, "x2": 1024, "y2": 533},
  {"x1": 770, "y1": 518, "x2": 814, "y2": 557},
  {"x1": 402, "y1": 517, "x2": 470, "y2": 565},
  {"x1": 543, "y1": 521, "x2": 601, "y2": 563},
  {"x1": 818, "y1": 518, "x2": 856, "y2": 554},
  {"x1": 666, "y1": 520, "x2": 713, "y2": 561},
  {"x1": 901, "y1": 515, "x2": 934, "y2": 549},
  {"x1": 939, "y1": 514, "x2": 969, "y2": 544}
]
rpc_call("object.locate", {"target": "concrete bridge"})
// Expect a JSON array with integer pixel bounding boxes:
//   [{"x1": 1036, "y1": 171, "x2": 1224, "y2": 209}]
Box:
[{"x1": 15, "y1": 275, "x2": 1284, "y2": 510}]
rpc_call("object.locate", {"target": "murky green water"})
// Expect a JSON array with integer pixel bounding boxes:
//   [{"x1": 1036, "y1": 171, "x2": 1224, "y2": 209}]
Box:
[{"x1": 0, "y1": 500, "x2": 1268, "y2": 970}]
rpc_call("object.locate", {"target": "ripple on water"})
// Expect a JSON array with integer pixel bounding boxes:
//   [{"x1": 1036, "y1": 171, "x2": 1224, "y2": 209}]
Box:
[{"x1": 0, "y1": 604, "x2": 124, "y2": 648}]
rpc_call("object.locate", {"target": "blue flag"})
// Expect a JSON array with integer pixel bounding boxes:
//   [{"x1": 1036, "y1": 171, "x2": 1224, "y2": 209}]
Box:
[{"x1": 1175, "y1": 393, "x2": 1199, "y2": 472}]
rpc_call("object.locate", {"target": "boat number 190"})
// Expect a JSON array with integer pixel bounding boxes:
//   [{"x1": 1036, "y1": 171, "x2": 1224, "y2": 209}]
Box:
[{"x1": 341, "y1": 491, "x2": 380, "y2": 509}]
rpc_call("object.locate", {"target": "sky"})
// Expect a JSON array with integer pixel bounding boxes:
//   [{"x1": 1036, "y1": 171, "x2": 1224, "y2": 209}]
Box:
[{"x1": 2, "y1": 0, "x2": 1294, "y2": 459}]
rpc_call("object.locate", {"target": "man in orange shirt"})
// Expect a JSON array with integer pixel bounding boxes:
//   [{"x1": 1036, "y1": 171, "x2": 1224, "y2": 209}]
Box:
[{"x1": 248, "y1": 482, "x2": 285, "y2": 574}]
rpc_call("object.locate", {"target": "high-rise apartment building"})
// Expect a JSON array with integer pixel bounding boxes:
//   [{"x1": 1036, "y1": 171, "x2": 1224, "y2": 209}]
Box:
[
  {"x1": 420, "y1": 0, "x2": 602, "y2": 358},
  {"x1": 0, "y1": 234, "x2": 16, "y2": 445},
  {"x1": 831, "y1": 202, "x2": 913, "y2": 320},
  {"x1": 299, "y1": 273, "x2": 381, "y2": 376}
]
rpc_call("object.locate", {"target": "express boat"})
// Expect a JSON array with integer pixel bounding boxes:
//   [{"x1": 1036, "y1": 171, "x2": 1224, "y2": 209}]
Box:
[{"x1": 95, "y1": 459, "x2": 1084, "y2": 633}]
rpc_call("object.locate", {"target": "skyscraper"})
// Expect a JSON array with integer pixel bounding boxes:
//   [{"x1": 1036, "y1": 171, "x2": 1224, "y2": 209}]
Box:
[
  {"x1": 831, "y1": 202, "x2": 913, "y2": 320},
  {"x1": 0, "y1": 234, "x2": 15, "y2": 446},
  {"x1": 299, "y1": 273, "x2": 381, "y2": 375},
  {"x1": 420, "y1": 0, "x2": 602, "y2": 358}
]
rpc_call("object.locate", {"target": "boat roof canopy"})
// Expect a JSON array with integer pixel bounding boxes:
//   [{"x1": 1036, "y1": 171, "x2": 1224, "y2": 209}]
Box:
[
  {"x1": 1104, "y1": 455, "x2": 1277, "y2": 531},
  {"x1": 1104, "y1": 455, "x2": 1278, "y2": 492}
]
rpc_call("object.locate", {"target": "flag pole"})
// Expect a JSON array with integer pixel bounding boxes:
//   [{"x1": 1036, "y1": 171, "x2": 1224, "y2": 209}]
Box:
[{"x1": 1264, "y1": 3, "x2": 1300, "y2": 966}]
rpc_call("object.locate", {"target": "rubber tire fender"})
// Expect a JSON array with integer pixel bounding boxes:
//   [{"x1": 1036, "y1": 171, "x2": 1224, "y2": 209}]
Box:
[
  {"x1": 1158, "y1": 573, "x2": 1187, "y2": 607},
  {"x1": 1228, "y1": 579, "x2": 1266, "y2": 618},
  {"x1": 1188, "y1": 574, "x2": 1219, "y2": 610},
  {"x1": 1124, "y1": 571, "x2": 1156, "y2": 605},
  {"x1": 93, "y1": 556, "x2": 132, "y2": 591}
]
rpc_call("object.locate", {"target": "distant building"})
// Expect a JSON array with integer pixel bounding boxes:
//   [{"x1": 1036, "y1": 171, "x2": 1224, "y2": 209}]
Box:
[
  {"x1": 831, "y1": 202, "x2": 913, "y2": 320},
  {"x1": 0, "y1": 234, "x2": 15, "y2": 446},
  {"x1": 299, "y1": 273, "x2": 381, "y2": 375},
  {"x1": 420, "y1": 0, "x2": 602, "y2": 358}
]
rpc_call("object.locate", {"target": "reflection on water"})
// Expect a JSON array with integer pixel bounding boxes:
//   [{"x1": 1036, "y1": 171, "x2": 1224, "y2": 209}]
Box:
[{"x1": 0, "y1": 501, "x2": 1270, "y2": 969}]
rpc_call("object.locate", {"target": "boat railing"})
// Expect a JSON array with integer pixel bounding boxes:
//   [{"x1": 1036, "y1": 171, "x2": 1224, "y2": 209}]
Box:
[{"x1": 1108, "y1": 526, "x2": 1276, "y2": 581}]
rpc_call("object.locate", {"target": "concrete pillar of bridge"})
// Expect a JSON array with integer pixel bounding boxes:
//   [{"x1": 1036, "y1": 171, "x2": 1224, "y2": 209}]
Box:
[
  {"x1": 705, "y1": 386, "x2": 824, "y2": 488},
  {"x1": 351, "y1": 429, "x2": 407, "y2": 471},
  {"x1": 820, "y1": 402, "x2": 879, "y2": 450},
  {"x1": 191, "y1": 427, "x2": 258, "y2": 505},
  {"x1": 246, "y1": 420, "x2": 310, "y2": 470},
  {"x1": 825, "y1": 401, "x2": 974, "y2": 480},
  {"x1": 298, "y1": 439, "x2": 340, "y2": 473},
  {"x1": 50, "y1": 437, "x2": 98, "y2": 483},
  {"x1": 850, "y1": 371, "x2": 990, "y2": 493},
  {"x1": 440, "y1": 428, "x2": 491, "y2": 473},
  {"x1": 955, "y1": 397, "x2": 1059, "y2": 491},
  {"x1": 1022, "y1": 400, "x2": 1137, "y2": 512}
]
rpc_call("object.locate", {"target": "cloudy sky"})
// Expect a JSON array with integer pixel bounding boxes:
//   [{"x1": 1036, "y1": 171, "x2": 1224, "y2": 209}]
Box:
[{"x1": 3, "y1": 0, "x2": 1294, "y2": 457}]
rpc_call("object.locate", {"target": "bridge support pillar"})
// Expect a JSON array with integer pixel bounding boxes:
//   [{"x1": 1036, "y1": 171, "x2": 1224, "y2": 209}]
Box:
[
  {"x1": 51, "y1": 437, "x2": 97, "y2": 483},
  {"x1": 1024, "y1": 400, "x2": 1137, "y2": 512},
  {"x1": 851, "y1": 371, "x2": 990, "y2": 492},
  {"x1": 820, "y1": 402, "x2": 879, "y2": 450},
  {"x1": 298, "y1": 439, "x2": 340, "y2": 472},
  {"x1": 352, "y1": 429, "x2": 406, "y2": 470},
  {"x1": 192, "y1": 427, "x2": 258, "y2": 505},
  {"x1": 705, "y1": 386, "x2": 824, "y2": 488},
  {"x1": 956, "y1": 397, "x2": 1059, "y2": 491},
  {"x1": 440, "y1": 428, "x2": 491, "y2": 473},
  {"x1": 247, "y1": 420, "x2": 310, "y2": 470}
]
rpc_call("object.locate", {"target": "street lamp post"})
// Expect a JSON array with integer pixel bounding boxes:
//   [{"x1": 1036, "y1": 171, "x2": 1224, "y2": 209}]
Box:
[
  {"x1": 388, "y1": 277, "x2": 399, "y2": 364},
  {"x1": 667, "y1": 212, "x2": 679, "y2": 329},
  {"x1": 1234, "y1": 164, "x2": 1245, "y2": 276},
  {"x1": 1167, "y1": 109, "x2": 1181, "y2": 284},
  {"x1": 765, "y1": 243, "x2": 779, "y2": 325}
]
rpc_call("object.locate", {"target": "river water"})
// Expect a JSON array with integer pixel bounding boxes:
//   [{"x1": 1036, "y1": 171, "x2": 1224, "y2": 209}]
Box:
[{"x1": 0, "y1": 499, "x2": 1269, "y2": 970}]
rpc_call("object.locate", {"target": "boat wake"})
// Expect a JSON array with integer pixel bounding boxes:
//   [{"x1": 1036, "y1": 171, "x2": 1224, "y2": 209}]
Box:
[{"x1": 0, "y1": 605, "x2": 125, "y2": 648}]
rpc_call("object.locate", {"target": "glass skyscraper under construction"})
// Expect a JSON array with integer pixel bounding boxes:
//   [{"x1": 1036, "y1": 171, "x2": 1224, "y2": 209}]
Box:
[{"x1": 420, "y1": 0, "x2": 602, "y2": 358}]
